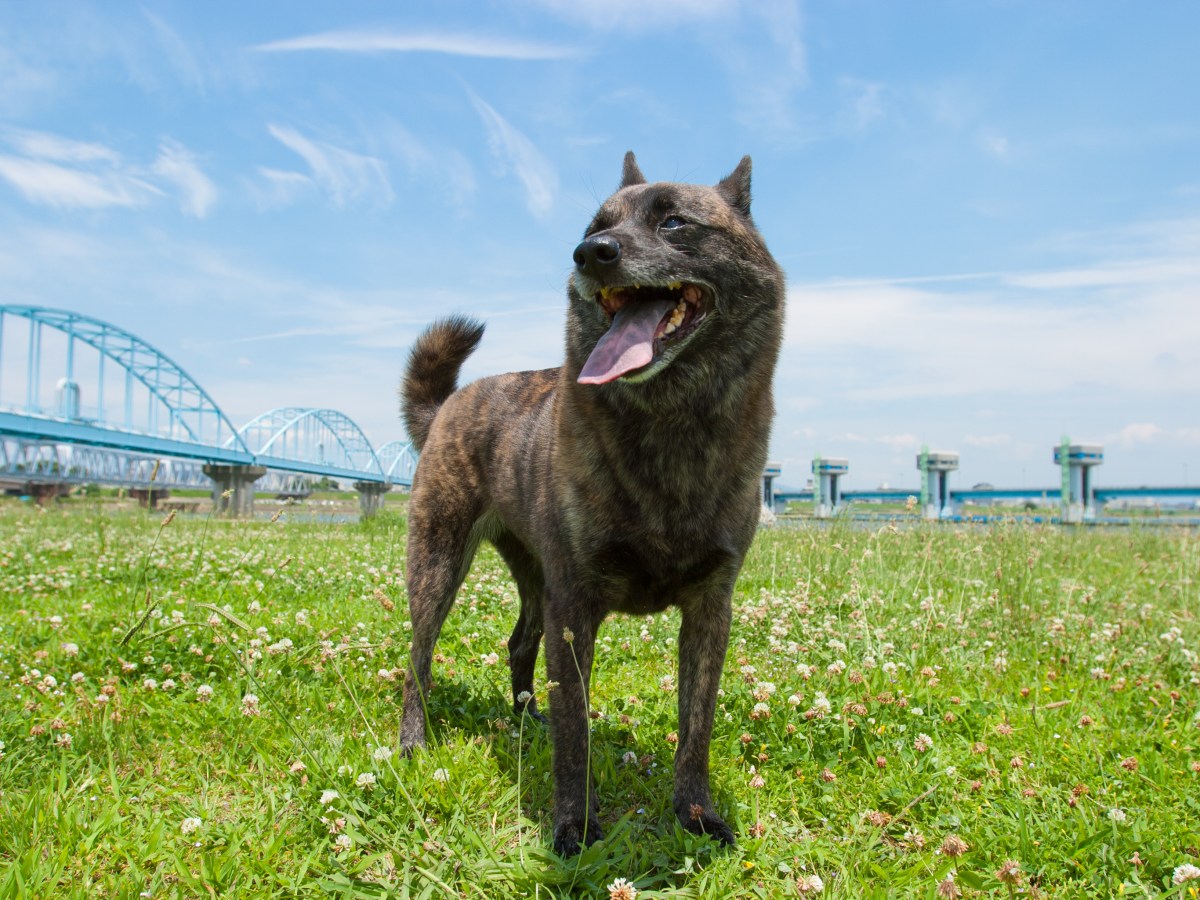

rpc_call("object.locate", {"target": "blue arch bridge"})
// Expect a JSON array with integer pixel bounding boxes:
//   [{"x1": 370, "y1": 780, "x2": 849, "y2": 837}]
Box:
[{"x1": 0, "y1": 306, "x2": 417, "y2": 516}]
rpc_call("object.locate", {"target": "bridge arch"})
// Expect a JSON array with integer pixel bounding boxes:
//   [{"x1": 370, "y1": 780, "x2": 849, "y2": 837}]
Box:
[
  {"x1": 0, "y1": 305, "x2": 249, "y2": 454},
  {"x1": 232, "y1": 406, "x2": 386, "y2": 480},
  {"x1": 376, "y1": 439, "x2": 418, "y2": 487}
]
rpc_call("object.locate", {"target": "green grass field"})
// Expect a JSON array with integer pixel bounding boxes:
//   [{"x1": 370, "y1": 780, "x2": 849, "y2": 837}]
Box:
[{"x1": 1, "y1": 503, "x2": 1198, "y2": 898}]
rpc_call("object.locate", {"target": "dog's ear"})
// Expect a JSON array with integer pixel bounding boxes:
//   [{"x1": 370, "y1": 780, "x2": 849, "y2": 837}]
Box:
[
  {"x1": 619, "y1": 151, "x2": 646, "y2": 189},
  {"x1": 716, "y1": 156, "x2": 752, "y2": 217}
]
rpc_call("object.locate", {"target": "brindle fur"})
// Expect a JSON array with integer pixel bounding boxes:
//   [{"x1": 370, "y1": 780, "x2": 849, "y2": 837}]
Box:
[{"x1": 399, "y1": 153, "x2": 785, "y2": 856}]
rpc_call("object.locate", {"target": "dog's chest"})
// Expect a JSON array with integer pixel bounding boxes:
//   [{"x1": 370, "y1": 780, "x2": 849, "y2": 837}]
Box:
[{"x1": 584, "y1": 532, "x2": 737, "y2": 615}]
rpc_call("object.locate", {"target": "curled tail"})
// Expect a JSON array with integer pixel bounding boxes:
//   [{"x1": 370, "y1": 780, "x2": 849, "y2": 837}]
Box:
[{"x1": 400, "y1": 316, "x2": 485, "y2": 451}]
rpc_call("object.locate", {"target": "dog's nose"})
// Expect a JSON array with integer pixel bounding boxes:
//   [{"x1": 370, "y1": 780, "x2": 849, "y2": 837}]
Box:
[{"x1": 573, "y1": 235, "x2": 621, "y2": 276}]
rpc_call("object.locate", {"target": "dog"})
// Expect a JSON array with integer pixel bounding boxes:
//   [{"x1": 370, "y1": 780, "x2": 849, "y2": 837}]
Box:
[{"x1": 399, "y1": 152, "x2": 785, "y2": 855}]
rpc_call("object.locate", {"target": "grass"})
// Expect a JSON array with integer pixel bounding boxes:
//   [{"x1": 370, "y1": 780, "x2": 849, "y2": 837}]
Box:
[{"x1": 1, "y1": 502, "x2": 1198, "y2": 897}]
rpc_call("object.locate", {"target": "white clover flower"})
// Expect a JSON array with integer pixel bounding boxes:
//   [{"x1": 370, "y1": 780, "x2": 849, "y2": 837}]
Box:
[
  {"x1": 334, "y1": 833, "x2": 353, "y2": 851},
  {"x1": 241, "y1": 694, "x2": 260, "y2": 716},
  {"x1": 373, "y1": 746, "x2": 394, "y2": 763},
  {"x1": 143, "y1": 679, "x2": 158, "y2": 691},
  {"x1": 248, "y1": 600, "x2": 262, "y2": 614},
  {"x1": 161, "y1": 679, "x2": 176, "y2": 691},
  {"x1": 432, "y1": 768, "x2": 450, "y2": 783},
  {"x1": 482, "y1": 652, "x2": 500, "y2": 666},
  {"x1": 607, "y1": 877, "x2": 638, "y2": 900},
  {"x1": 377, "y1": 668, "x2": 396, "y2": 681},
  {"x1": 788, "y1": 693, "x2": 802, "y2": 707},
  {"x1": 1174, "y1": 864, "x2": 1200, "y2": 884},
  {"x1": 812, "y1": 693, "x2": 832, "y2": 715},
  {"x1": 180, "y1": 817, "x2": 202, "y2": 835},
  {"x1": 516, "y1": 690, "x2": 533, "y2": 705},
  {"x1": 356, "y1": 772, "x2": 376, "y2": 790},
  {"x1": 320, "y1": 790, "x2": 339, "y2": 806},
  {"x1": 62, "y1": 642, "x2": 79, "y2": 657},
  {"x1": 914, "y1": 733, "x2": 933, "y2": 753},
  {"x1": 71, "y1": 672, "x2": 85, "y2": 683},
  {"x1": 1108, "y1": 808, "x2": 1127, "y2": 823},
  {"x1": 796, "y1": 873, "x2": 824, "y2": 893},
  {"x1": 196, "y1": 684, "x2": 214, "y2": 702}
]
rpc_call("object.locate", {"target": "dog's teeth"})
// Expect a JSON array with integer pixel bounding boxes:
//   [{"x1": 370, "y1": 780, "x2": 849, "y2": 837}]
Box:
[
  {"x1": 683, "y1": 285, "x2": 701, "y2": 304},
  {"x1": 668, "y1": 281, "x2": 681, "y2": 290},
  {"x1": 663, "y1": 321, "x2": 677, "y2": 335}
]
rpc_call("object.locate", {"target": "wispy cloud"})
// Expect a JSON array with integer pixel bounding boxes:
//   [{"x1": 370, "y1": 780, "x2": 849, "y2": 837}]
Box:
[
  {"x1": 266, "y1": 124, "x2": 394, "y2": 209},
  {"x1": 783, "y1": 219, "x2": 1200, "y2": 404},
  {"x1": 142, "y1": 9, "x2": 206, "y2": 93},
  {"x1": 0, "y1": 154, "x2": 160, "y2": 209},
  {"x1": 468, "y1": 95, "x2": 557, "y2": 218},
  {"x1": 252, "y1": 30, "x2": 574, "y2": 60},
  {"x1": 0, "y1": 127, "x2": 219, "y2": 215},
  {"x1": 250, "y1": 167, "x2": 314, "y2": 210},
  {"x1": 152, "y1": 141, "x2": 217, "y2": 217},
  {"x1": 530, "y1": 0, "x2": 740, "y2": 29},
  {"x1": 4, "y1": 128, "x2": 119, "y2": 164}
]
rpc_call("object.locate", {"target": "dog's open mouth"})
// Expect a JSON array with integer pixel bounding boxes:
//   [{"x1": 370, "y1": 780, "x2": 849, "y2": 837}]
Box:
[{"x1": 578, "y1": 281, "x2": 713, "y2": 385}]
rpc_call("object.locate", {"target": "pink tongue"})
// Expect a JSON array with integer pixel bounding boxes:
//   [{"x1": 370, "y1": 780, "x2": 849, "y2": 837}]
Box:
[{"x1": 578, "y1": 299, "x2": 676, "y2": 385}]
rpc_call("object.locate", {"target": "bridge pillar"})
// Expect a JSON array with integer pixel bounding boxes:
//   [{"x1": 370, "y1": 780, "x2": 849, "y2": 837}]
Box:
[
  {"x1": 762, "y1": 462, "x2": 782, "y2": 514},
  {"x1": 129, "y1": 487, "x2": 170, "y2": 509},
  {"x1": 917, "y1": 449, "x2": 959, "y2": 519},
  {"x1": 1054, "y1": 440, "x2": 1103, "y2": 523},
  {"x1": 354, "y1": 481, "x2": 391, "y2": 517},
  {"x1": 813, "y1": 456, "x2": 849, "y2": 518},
  {"x1": 203, "y1": 464, "x2": 266, "y2": 517}
]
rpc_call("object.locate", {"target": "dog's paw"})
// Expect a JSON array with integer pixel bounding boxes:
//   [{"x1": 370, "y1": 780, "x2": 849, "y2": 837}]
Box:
[
  {"x1": 678, "y1": 804, "x2": 736, "y2": 846},
  {"x1": 513, "y1": 702, "x2": 548, "y2": 725},
  {"x1": 552, "y1": 818, "x2": 604, "y2": 857}
]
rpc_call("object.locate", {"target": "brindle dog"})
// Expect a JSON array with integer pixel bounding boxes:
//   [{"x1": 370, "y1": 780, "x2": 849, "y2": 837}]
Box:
[{"x1": 399, "y1": 153, "x2": 785, "y2": 855}]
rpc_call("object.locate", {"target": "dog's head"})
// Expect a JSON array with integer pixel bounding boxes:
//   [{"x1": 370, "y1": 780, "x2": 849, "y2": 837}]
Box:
[{"x1": 566, "y1": 153, "x2": 784, "y2": 393}]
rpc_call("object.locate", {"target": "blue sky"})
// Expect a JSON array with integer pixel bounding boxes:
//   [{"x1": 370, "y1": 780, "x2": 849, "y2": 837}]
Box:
[{"x1": 1, "y1": 1, "x2": 1198, "y2": 490}]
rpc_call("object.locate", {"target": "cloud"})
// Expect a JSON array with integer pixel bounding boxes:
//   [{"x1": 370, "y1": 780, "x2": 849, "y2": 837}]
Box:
[
  {"x1": 252, "y1": 30, "x2": 573, "y2": 60},
  {"x1": 0, "y1": 154, "x2": 160, "y2": 209},
  {"x1": 783, "y1": 224, "x2": 1200, "y2": 404},
  {"x1": 250, "y1": 167, "x2": 314, "y2": 210},
  {"x1": 376, "y1": 118, "x2": 476, "y2": 208},
  {"x1": 1109, "y1": 423, "x2": 1164, "y2": 446},
  {"x1": 529, "y1": 0, "x2": 739, "y2": 29},
  {"x1": 468, "y1": 95, "x2": 557, "y2": 218},
  {"x1": 142, "y1": 9, "x2": 206, "y2": 92},
  {"x1": 152, "y1": 141, "x2": 217, "y2": 218},
  {"x1": 0, "y1": 127, "x2": 219, "y2": 215},
  {"x1": 266, "y1": 124, "x2": 394, "y2": 209},
  {"x1": 0, "y1": 45, "x2": 57, "y2": 116},
  {"x1": 3, "y1": 128, "x2": 119, "y2": 164}
]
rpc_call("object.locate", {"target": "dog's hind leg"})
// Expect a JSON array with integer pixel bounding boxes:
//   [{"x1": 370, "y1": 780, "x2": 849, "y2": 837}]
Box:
[
  {"x1": 400, "y1": 502, "x2": 491, "y2": 754},
  {"x1": 492, "y1": 532, "x2": 546, "y2": 722}
]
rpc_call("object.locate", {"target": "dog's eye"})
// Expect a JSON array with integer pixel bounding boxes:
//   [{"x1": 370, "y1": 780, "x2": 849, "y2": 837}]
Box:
[{"x1": 660, "y1": 215, "x2": 687, "y2": 230}]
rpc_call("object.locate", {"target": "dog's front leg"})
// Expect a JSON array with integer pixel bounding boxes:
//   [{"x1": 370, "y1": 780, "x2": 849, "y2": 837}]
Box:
[
  {"x1": 543, "y1": 598, "x2": 603, "y2": 856},
  {"x1": 674, "y1": 592, "x2": 735, "y2": 845}
]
